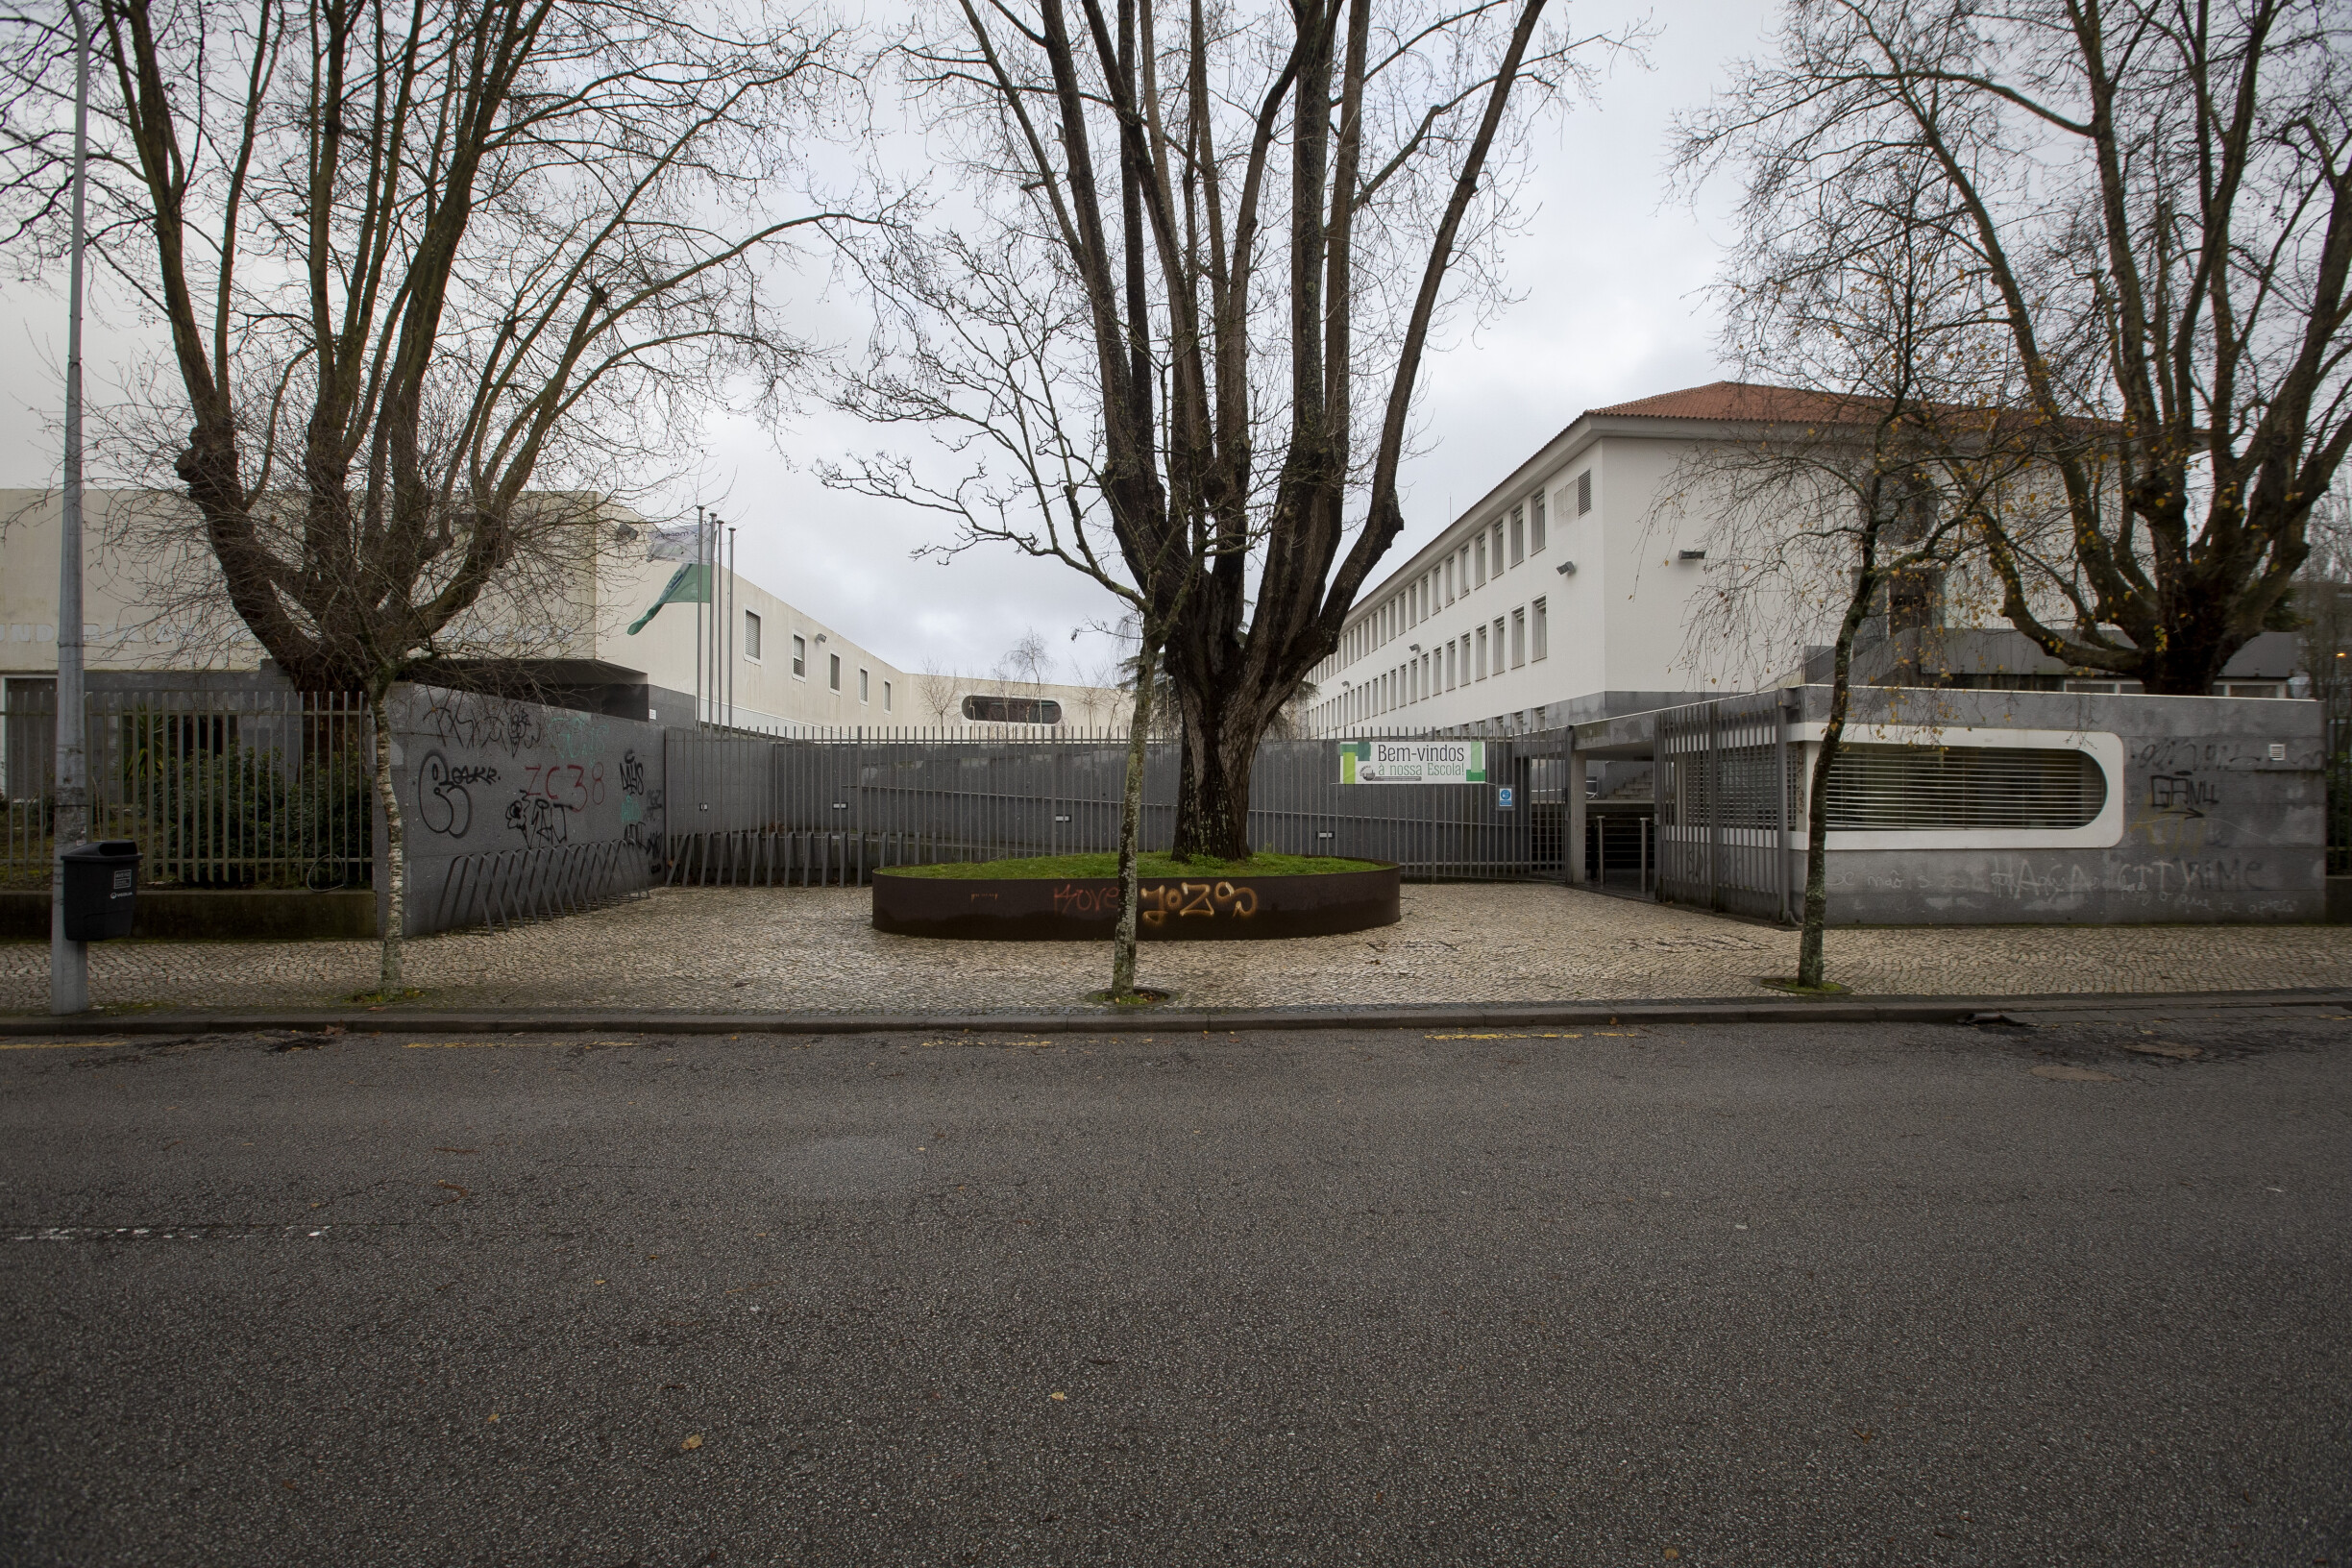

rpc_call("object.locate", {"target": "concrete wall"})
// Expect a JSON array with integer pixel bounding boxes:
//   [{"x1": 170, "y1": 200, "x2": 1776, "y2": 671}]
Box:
[
  {"x1": 1801, "y1": 688, "x2": 2326, "y2": 925},
  {"x1": 384, "y1": 685, "x2": 666, "y2": 936}
]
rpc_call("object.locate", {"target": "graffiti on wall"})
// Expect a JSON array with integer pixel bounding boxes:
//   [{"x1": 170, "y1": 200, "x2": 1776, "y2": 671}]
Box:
[
  {"x1": 616, "y1": 747, "x2": 667, "y2": 871},
  {"x1": 414, "y1": 750, "x2": 500, "y2": 839},
  {"x1": 420, "y1": 690, "x2": 551, "y2": 757}
]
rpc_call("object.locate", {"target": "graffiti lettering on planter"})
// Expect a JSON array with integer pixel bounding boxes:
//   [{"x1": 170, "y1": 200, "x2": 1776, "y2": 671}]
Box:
[
  {"x1": 620, "y1": 748, "x2": 647, "y2": 796},
  {"x1": 1051, "y1": 882, "x2": 1121, "y2": 916},
  {"x1": 414, "y1": 749, "x2": 496, "y2": 839},
  {"x1": 1138, "y1": 880, "x2": 1259, "y2": 926}
]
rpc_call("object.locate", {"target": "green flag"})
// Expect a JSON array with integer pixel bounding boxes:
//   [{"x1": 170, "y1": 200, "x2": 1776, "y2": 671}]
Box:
[{"x1": 627, "y1": 563, "x2": 712, "y2": 634}]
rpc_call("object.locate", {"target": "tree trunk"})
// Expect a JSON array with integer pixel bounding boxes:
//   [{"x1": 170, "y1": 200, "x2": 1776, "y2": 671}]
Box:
[
  {"x1": 1110, "y1": 635, "x2": 1161, "y2": 997},
  {"x1": 1172, "y1": 683, "x2": 1266, "y2": 862},
  {"x1": 1798, "y1": 563, "x2": 1878, "y2": 988},
  {"x1": 369, "y1": 685, "x2": 405, "y2": 993}
]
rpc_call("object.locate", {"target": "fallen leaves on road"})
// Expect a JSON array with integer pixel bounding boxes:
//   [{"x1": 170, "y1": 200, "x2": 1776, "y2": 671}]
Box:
[
  {"x1": 1049, "y1": 1391, "x2": 1067, "y2": 1402},
  {"x1": 681, "y1": 1433, "x2": 703, "y2": 1451}
]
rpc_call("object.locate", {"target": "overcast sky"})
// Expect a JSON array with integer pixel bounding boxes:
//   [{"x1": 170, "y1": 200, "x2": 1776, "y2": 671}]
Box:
[{"x1": 0, "y1": 0, "x2": 1769, "y2": 686}]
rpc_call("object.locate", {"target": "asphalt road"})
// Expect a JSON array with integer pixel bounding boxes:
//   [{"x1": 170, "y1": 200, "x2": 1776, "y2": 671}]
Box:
[{"x1": 1, "y1": 1011, "x2": 2346, "y2": 1567}]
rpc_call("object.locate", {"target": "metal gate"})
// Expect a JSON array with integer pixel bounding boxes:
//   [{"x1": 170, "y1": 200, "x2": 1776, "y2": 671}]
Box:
[
  {"x1": 658, "y1": 728, "x2": 1570, "y2": 886},
  {"x1": 1655, "y1": 695, "x2": 1795, "y2": 919}
]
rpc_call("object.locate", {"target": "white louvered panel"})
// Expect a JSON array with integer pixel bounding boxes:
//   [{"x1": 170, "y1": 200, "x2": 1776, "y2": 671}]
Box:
[{"x1": 1823, "y1": 744, "x2": 2105, "y2": 830}]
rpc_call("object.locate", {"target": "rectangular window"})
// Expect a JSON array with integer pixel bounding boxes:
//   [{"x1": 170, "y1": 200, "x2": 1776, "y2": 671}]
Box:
[
  {"x1": 744, "y1": 610, "x2": 762, "y2": 660},
  {"x1": 859, "y1": 668, "x2": 870, "y2": 702},
  {"x1": 1476, "y1": 625, "x2": 1489, "y2": 679},
  {"x1": 1445, "y1": 556, "x2": 1456, "y2": 604},
  {"x1": 1511, "y1": 607, "x2": 1527, "y2": 668},
  {"x1": 883, "y1": 679, "x2": 893, "y2": 712},
  {"x1": 1577, "y1": 470, "x2": 1592, "y2": 515},
  {"x1": 1531, "y1": 598, "x2": 1548, "y2": 661},
  {"x1": 1510, "y1": 504, "x2": 1525, "y2": 566},
  {"x1": 1493, "y1": 617, "x2": 1507, "y2": 669},
  {"x1": 1475, "y1": 535, "x2": 1487, "y2": 586},
  {"x1": 1531, "y1": 491, "x2": 1546, "y2": 553},
  {"x1": 791, "y1": 635, "x2": 806, "y2": 678},
  {"x1": 828, "y1": 652, "x2": 841, "y2": 691},
  {"x1": 1491, "y1": 521, "x2": 1506, "y2": 574}
]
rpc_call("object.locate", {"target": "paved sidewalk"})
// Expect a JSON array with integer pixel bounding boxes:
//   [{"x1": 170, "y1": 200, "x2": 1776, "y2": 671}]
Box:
[{"x1": 4, "y1": 884, "x2": 2347, "y2": 1015}]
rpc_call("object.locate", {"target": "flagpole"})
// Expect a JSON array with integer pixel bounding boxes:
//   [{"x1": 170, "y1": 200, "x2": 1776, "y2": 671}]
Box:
[
  {"x1": 50, "y1": 0, "x2": 91, "y2": 1016},
  {"x1": 692, "y1": 506, "x2": 705, "y2": 727},
  {"x1": 726, "y1": 525, "x2": 737, "y2": 728}
]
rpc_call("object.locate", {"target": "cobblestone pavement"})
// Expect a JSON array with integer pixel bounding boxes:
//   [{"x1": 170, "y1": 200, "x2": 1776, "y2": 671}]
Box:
[{"x1": 4, "y1": 884, "x2": 2348, "y2": 1014}]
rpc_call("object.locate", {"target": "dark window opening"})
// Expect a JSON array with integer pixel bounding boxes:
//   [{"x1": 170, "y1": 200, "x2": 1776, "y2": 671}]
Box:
[{"x1": 962, "y1": 695, "x2": 1063, "y2": 724}]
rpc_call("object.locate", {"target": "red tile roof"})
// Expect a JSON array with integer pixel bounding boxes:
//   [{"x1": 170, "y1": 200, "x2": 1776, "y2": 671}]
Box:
[{"x1": 1590, "y1": 380, "x2": 1867, "y2": 423}]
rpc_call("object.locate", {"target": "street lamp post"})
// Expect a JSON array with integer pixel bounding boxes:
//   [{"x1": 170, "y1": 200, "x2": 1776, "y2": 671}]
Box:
[{"x1": 50, "y1": 0, "x2": 91, "y2": 1015}]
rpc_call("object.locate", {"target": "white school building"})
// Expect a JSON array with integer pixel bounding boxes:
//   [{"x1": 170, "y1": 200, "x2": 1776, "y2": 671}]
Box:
[{"x1": 1302, "y1": 381, "x2": 2299, "y2": 737}]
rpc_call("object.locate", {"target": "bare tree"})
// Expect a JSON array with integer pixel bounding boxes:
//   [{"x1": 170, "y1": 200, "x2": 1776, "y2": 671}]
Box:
[
  {"x1": 835, "y1": 0, "x2": 1640, "y2": 859},
  {"x1": 996, "y1": 629, "x2": 1052, "y2": 699},
  {"x1": 1678, "y1": 0, "x2": 2352, "y2": 696},
  {"x1": 915, "y1": 659, "x2": 962, "y2": 728},
  {"x1": 0, "y1": 0, "x2": 852, "y2": 989},
  {"x1": 1658, "y1": 159, "x2": 2035, "y2": 987}
]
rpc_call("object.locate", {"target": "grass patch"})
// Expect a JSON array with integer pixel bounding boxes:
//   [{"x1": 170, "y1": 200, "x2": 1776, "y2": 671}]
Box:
[
  {"x1": 881, "y1": 851, "x2": 1384, "y2": 880},
  {"x1": 1757, "y1": 977, "x2": 1851, "y2": 996}
]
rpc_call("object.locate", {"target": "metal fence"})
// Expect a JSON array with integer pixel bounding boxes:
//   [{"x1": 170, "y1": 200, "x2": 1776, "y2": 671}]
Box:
[
  {"x1": 662, "y1": 727, "x2": 1572, "y2": 886},
  {"x1": 2329, "y1": 693, "x2": 2351, "y2": 878},
  {"x1": 1655, "y1": 694, "x2": 1798, "y2": 920},
  {"x1": 0, "y1": 683, "x2": 372, "y2": 891}
]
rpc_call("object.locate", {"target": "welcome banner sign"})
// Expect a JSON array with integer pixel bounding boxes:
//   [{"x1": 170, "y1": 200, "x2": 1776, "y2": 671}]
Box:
[{"x1": 1338, "y1": 740, "x2": 1487, "y2": 785}]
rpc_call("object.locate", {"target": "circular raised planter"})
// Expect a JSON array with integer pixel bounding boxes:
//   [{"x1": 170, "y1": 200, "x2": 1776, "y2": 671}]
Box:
[{"x1": 872, "y1": 862, "x2": 1400, "y2": 941}]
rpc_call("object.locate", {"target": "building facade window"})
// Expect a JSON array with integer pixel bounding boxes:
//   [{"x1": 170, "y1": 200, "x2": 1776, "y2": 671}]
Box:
[
  {"x1": 1475, "y1": 535, "x2": 1487, "y2": 585},
  {"x1": 859, "y1": 668, "x2": 870, "y2": 702},
  {"x1": 1476, "y1": 625, "x2": 1489, "y2": 678},
  {"x1": 883, "y1": 679, "x2": 893, "y2": 712},
  {"x1": 1531, "y1": 598, "x2": 1548, "y2": 660},
  {"x1": 1511, "y1": 607, "x2": 1527, "y2": 667},
  {"x1": 962, "y1": 695, "x2": 1063, "y2": 724},
  {"x1": 1531, "y1": 491, "x2": 1546, "y2": 552},
  {"x1": 1493, "y1": 616, "x2": 1507, "y2": 668},
  {"x1": 1577, "y1": 470, "x2": 1592, "y2": 514},
  {"x1": 829, "y1": 652, "x2": 842, "y2": 691},
  {"x1": 791, "y1": 635, "x2": 806, "y2": 678},
  {"x1": 1510, "y1": 504, "x2": 1525, "y2": 566},
  {"x1": 744, "y1": 611, "x2": 762, "y2": 660},
  {"x1": 1490, "y1": 521, "x2": 1505, "y2": 574}
]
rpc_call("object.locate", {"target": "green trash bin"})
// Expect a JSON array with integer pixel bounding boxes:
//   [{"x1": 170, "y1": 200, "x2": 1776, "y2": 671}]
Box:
[{"x1": 61, "y1": 840, "x2": 139, "y2": 942}]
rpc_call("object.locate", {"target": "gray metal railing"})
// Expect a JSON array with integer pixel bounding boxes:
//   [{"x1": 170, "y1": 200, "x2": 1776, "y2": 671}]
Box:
[
  {"x1": 1656, "y1": 694, "x2": 1796, "y2": 920},
  {"x1": 661, "y1": 726, "x2": 1571, "y2": 886},
  {"x1": 0, "y1": 682, "x2": 372, "y2": 891}
]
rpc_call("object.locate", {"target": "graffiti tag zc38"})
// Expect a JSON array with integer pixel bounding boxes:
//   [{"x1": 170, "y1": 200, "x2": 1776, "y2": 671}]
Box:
[{"x1": 1047, "y1": 880, "x2": 1262, "y2": 922}]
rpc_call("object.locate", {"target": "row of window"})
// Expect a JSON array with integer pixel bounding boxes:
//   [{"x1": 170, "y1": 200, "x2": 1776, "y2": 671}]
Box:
[
  {"x1": 1320, "y1": 600, "x2": 1549, "y2": 727},
  {"x1": 1328, "y1": 467, "x2": 1591, "y2": 680},
  {"x1": 745, "y1": 612, "x2": 894, "y2": 711}
]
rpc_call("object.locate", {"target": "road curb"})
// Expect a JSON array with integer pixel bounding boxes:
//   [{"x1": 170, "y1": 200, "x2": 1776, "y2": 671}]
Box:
[{"x1": 4, "y1": 988, "x2": 2348, "y2": 1038}]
